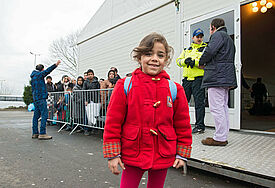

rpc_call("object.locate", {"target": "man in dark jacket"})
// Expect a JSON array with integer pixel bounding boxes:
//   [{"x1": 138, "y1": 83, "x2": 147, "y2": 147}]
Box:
[
  {"x1": 46, "y1": 76, "x2": 56, "y2": 92},
  {"x1": 31, "y1": 60, "x2": 61, "y2": 140},
  {"x1": 46, "y1": 76, "x2": 56, "y2": 126},
  {"x1": 83, "y1": 69, "x2": 100, "y2": 135},
  {"x1": 199, "y1": 18, "x2": 237, "y2": 146},
  {"x1": 83, "y1": 69, "x2": 100, "y2": 100}
]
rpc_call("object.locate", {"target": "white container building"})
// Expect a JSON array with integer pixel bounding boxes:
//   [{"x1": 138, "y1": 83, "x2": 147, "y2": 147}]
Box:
[{"x1": 77, "y1": 0, "x2": 275, "y2": 132}]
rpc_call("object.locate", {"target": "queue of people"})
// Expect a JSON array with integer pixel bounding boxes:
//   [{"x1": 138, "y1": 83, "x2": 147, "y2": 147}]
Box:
[{"x1": 43, "y1": 67, "x2": 121, "y2": 136}]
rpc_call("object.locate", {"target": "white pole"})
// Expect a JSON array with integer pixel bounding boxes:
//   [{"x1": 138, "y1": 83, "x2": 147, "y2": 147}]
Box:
[{"x1": 30, "y1": 52, "x2": 41, "y2": 68}]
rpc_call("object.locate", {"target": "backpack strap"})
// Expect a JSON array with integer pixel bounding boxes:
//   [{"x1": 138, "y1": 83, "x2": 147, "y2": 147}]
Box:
[
  {"x1": 124, "y1": 77, "x2": 132, "y2": 96},
  {"x1": 168, "y1": 79, "x2": 177, "y2": 102}
]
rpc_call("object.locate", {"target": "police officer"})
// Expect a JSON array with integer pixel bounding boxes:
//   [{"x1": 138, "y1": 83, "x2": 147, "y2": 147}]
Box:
[{"x1": 176, "y1": 28, "x2": 207, "y2": 134}]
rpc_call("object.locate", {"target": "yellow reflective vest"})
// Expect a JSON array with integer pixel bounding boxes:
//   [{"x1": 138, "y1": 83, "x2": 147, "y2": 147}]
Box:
[{"x1": 176, "y1": 42, "x2": 207, "y2": 80}]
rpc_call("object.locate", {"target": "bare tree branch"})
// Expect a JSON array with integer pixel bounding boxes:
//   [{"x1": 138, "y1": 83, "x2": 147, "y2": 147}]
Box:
[{"x1": 44, "y1": 30, "x2": 80, "y2": 78}]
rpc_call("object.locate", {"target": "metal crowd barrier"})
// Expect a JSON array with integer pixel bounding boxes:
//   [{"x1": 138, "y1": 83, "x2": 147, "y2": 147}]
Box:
[
  {"x1": 47, "y1": 91, "x2": 72, "y2": 132},
  {"x1": 47, "y1": 88, "x2": 113, "y2": 134}
]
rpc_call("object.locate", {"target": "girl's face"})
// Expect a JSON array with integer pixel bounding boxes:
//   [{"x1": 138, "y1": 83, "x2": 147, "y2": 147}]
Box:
[
  {"x1": 139, "y1": 42, "x2": 167, "y2": 76},
  {"x1": 108, "y1": 72, "x2": 115, "y2": 79},
  {"x1": 64, "y1": 77, "x2": 69, "y2": 83},
  {"x1": 77, "y1": 79, "x2": 83, "y2": 85}
]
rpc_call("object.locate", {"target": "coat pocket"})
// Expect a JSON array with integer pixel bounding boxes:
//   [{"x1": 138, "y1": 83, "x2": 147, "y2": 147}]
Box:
[
  {"x1": 158, "y1": 126, "x2": 177, "y2": 157},
  {"x1": 121, "y1": 125, "x2": 140, "y2": 157}
]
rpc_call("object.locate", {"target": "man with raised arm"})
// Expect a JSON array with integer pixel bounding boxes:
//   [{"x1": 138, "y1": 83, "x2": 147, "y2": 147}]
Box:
[{"x1": 30, "y1": 60, "x2": 61, "y2": 140}]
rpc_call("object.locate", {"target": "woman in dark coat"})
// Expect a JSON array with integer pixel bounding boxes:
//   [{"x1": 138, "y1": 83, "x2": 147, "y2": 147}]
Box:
[{"x1": 72, "y1": 76, "x2": 86, "y2": 125}]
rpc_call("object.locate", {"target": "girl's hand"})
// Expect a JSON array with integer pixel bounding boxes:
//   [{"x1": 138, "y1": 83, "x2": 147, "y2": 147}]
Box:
[
  {"x1": 108, "y1": 157, "x2": 125, "y2": 175},
  {"x1": 173, "y1": 158, "x2": 186, "y2": 169}
]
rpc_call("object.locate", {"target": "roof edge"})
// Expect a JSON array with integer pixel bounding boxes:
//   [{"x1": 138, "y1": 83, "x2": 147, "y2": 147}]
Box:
[{"x1": 77, "y1": 0, "x2": 174, "y2": 45}]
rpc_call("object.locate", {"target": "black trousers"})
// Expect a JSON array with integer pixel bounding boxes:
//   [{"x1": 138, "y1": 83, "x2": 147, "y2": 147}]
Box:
[{"x1": 182, "y1": 76, "x2": 205, "y2": 129}]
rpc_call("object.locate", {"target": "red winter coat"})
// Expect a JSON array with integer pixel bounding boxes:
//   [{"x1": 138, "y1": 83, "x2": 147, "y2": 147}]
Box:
[{"x1": 103, "y1": 68, "x2": 192, "y2": 170}]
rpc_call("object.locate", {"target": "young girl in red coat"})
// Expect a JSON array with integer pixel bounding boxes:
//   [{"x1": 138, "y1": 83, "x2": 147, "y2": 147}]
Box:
[{"x1": 103, "y1": 33, "x2": 192, "y2": 188}]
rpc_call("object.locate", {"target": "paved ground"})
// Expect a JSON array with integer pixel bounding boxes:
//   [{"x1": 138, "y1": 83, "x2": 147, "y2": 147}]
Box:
[{"x1": 0, "y1": 110, "x2": 259, "y2": 188}]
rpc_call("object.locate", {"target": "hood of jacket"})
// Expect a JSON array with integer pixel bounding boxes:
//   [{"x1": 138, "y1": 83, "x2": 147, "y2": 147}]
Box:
[
  {"x1": 74, "y1": 84, "x2": 83, "y2": 90},
  {"x1": 30, "y1": 70, "x2": 40, "y2": 78}
]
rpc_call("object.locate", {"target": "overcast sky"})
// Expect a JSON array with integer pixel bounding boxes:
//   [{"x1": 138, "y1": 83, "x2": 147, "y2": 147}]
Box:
[{"x1": 0, "y1": 0, "x2": 105, "y2": 95}]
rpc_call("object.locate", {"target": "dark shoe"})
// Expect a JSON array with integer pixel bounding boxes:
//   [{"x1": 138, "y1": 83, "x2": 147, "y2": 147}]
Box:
[
  {"x1": 192, "y1": 127, "x2": 205, "y2": 134},
  {"x1": 38, "y1": 134, "x2": 52, "y2": 140},
  {"x1": 84, "y1": 130, "x2": 91, "y2": 136},
  {"x1": 32, "y1": 134, "x2": 39, "y2": 139},
  {"x1": 65, "y1": 126, "x2": 72, "y2": 131},
  {"x1": 201, "y1": 137, "x2": 228, "y2": 146}
]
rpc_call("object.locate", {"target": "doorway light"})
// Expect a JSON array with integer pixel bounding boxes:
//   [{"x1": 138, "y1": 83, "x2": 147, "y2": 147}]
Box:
[
  {"x1": 252, "y1": 2, "x2": 258, "y2": 6},
  {"x1": 252, "y1": 6, "x2": 259, "y2": 12},
  {"x1": 266, "y1": 2, "x2": 273, "y2": 8},
  {"x1": 251, "y1": 1, "x2": 273, "y2": 13},
  {"x1": 261, "y1": 6, "x2": 268, "y2": 12},
  {"x1": 260, "y1": 0, "x2": 267, "y2": 5}
]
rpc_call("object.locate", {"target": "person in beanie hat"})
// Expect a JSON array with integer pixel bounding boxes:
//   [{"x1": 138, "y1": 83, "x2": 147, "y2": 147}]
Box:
[{"x1": 176, "y1": 28, "x2": 208, "y2": 134}]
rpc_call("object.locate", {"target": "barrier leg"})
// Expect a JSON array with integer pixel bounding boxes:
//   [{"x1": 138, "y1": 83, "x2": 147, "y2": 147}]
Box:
[
  {"x1": 58, "y1": 123, "x2": 68, "y2": 132},
  {"x1": 70, "y1": 124, "x2": 81, "y2": 135}
]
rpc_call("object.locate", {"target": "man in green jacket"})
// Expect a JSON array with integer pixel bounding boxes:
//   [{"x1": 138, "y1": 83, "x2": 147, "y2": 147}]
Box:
[{"x1": 176, "y1": 28, "x2": 207, "y2": 134}]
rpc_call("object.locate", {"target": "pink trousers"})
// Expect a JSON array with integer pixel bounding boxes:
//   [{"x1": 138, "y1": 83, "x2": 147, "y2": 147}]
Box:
[
  {"x1": 120, "y1": 165, "x2": 168, "y2": 188},
  {"x1": 208, "y1": 87, "x2": 230, "y2": 142}
]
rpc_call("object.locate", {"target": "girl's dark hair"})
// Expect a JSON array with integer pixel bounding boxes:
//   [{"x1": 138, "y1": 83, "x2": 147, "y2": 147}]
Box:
[
  {"x1": 107, "y1": 70, "x2": 115, "y2": 78},
  {"x1": 77, "y1": 76, "x2": 84, "y2": 86},
  {"x1": 211, "y1": 18, "x2": 225, "y2": 29},
  {"x1": 77, "y1": 76, "x2": 84, "y2": 81},
  {"x1": 110, "y1": 67, "x2": 118, "y2": 73},
  {"x1": 132, "y1": 32, "x2": 174, "y2": 66}
]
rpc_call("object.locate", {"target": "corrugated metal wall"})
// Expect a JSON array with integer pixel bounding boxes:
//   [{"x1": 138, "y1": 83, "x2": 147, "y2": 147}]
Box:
[
  {"x1": 78, "y1": 2, "x2": 181, "y2": 82},
  {"x1": 182, "y1": 0, "x2": 239, "y2": 21},
  {"x1": 78, "y1": 0, "x2": 171, "y2": 43}
]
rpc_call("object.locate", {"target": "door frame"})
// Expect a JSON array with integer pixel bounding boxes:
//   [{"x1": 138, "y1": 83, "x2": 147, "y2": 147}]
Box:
[{"x1": 181, "y1": 4, "x2": 241, "y2": 130}]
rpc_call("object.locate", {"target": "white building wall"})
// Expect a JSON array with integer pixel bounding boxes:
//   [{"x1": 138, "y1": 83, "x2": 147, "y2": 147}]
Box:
[
  {"x1": 78, "y1": 2, "x2": 181, "y2": 82},
  {"x1": 182, "y1": 0, "x2": 239, "y2": 21},
  {"x1": 78, "y1": 0, "x2": 172, "y2": 45}
]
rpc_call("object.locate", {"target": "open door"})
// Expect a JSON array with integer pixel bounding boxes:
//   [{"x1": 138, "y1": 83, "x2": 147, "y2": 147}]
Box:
[
  {"x1": 182, "y1": 5, "x2": 241, "y2": 130},
  {"x1": 240, "y1": 1, "x2": 275, "y2": 132}
]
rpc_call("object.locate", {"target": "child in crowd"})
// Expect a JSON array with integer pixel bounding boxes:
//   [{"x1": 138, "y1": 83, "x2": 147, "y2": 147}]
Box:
[
  {"x1": 103, "y1": 33, "x2": 192, "y2": 188},
  {"x1": 54, "y1": 95, "x2": 65, "y2": 127},
  {"x1": 64, "y1": 87, "x2": 72, "y2": 130}
]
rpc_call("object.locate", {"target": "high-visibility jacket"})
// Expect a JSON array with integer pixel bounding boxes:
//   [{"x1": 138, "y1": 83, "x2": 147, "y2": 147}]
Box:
[{"x1": 176, "y1": 42, "x2": 207, "y2": 80}]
